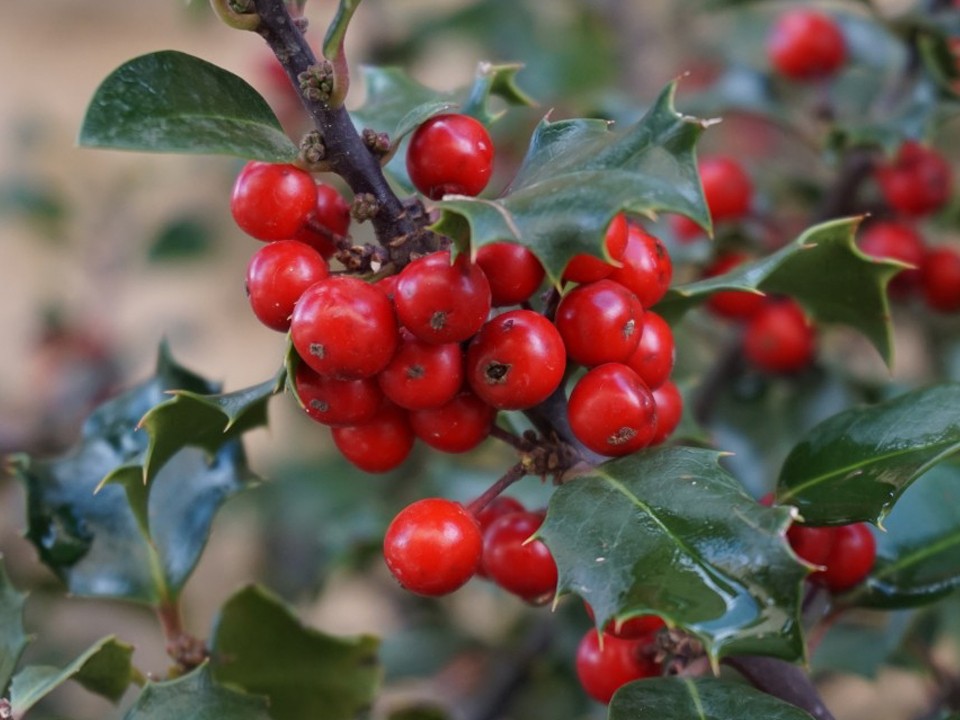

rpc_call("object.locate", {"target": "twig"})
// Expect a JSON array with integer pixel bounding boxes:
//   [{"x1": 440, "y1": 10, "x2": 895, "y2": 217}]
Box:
[{"x1": 466, "y1": 463, "x2": 528, "y2": 515}]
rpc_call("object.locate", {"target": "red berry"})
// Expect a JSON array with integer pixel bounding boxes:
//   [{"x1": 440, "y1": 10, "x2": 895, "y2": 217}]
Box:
[
  {"x1": 743, "y1": 300, "x2": 815, "y2": 374},
  {"x1": 608, "y1": 224, "x2": 673, "y2": 308},
  {"x1": 475, "y1": 242, "x2": 546, "y2": 307},
  {"x1": 554, "y1": 280, "x2": 644, "y2": 367},
  {"x1": 698, "y1": 157, "x2": 753, "y2": 224},
  {"x1": 245, "y1": 240, "x2": 329, "y2": 332},
  {"x1": 230, "y1": 161, "x2": 318, "y2": 241},
  {"x1": 816, "y1": 523, "x2": 876, "y2": 592},
  {"x1": 377, "y1": 330, "x2": 464, "y2": 410},
  {"x1": 583, "y1": 603, "x2": 666, "y2": 640},
  {"x1": 482, "y1": 510, "x2": 557, "y2": 603},
  {"x1": 650, "y1": 380, "x2": 683, "y2": 445},
  {"x1": 876, "y1": 141, "x2": 953, "y2": 218},
  {"x1": 669, "y1": 214, "x2": 705, "y2": 243},
  {"x1": 294, "y1": 183, "x2": 351, "y2": 257},
  {"x1": 568, "y1": 363, "x2": 658, "y2": 456},
  {"x1": 408, "y1": 391, "x2": 496, "y2": 454},
  {"x1": 563, "y1": 213, "x2": 629, "y2": 284},
  {"x1": 290, "y1": 277, "x2": 399, "y2": 379},
  {"x1": 703, "y1": 252, "x2": 767, "y2": 321},
  {"x1": 921, "y1": 246, "x2": 960, "y2": 312},
  {"x1": 395, "y1": 251, "x2": 492, "y2": 344},
  {"x1": 858, "y1": 221, "x2": 925, "y2": 296},
  {"x1": 767, "y1": 9, "x2": 847, "y2": 81},
  {"x1": 294, "y1": 362, "x2": 383, "y2": 427},
  {"x1": 383, "y1": 498, "x2": 482, "y2": 596},
  {"x1": 625, "y1": 311, "x2": 675, "y2": 390},
  {"x1": 406, "y1": 113, "x2": 494, "y2": 200},
  {"x1": 786, "y1": 524, "x2": 835, "y2": 568},
  {"x1": 575, "y1": 630, "x2": 659, "y2": 704},
  {"x1": 474, "y1": 496, "x2": 526, "y2": 579},
  {"x1": 331, "y1": 403, "x2": 414, "y2": 473},
  {"x1": 466, "y1": 309, "x2": 566, "y2": 410}
]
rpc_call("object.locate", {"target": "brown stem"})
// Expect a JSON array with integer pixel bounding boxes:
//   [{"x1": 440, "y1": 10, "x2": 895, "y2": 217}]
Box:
[
  {"x1": 488, "y1": 424, "x2": 528, "y2": 451},
  {"x1": 724, "y1": 656, "x2": 837, "y2": 720},
  {"x1": 466, "y1": 463, "x2": 527, "y2": 515},
  {"x1": 156, "y1": 599, "x2": 207, "y2": 673}
]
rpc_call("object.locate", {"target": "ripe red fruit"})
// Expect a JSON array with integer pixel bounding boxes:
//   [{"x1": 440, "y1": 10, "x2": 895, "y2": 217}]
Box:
[
  {"x1": 482, "y1": 510, "x2": 557, "y2": 603},
  {"x1": 554, "y1": 280, "x2": 644, "y2": 367},
  {"x1": 921, "y1": 246, "x2": 960, "y2": 312},
  {"x1": 475, "y1": 242, "x2": 546, "y2": 307},
  {"x1": 394, "y1": 251, "x2": 492, "y2": 344},
  {"x1": 230, "y1": 161, "x2": 318, "y2": 241},
  {"x1": 466, "y1": 310, "x2": 566, "y2": 410},
  {"x1": 875, "y1": 141, "x2": 953, "y2": 217},
  {"x1": 568, "y1": 363, "x2": 658, "y2": 456},
  {"x1": 331, "y1": 403, "x2": 415, "y2": 473},
  {"x1": 294, "y1": 362, "x2": 383, "y2": 427},
  {"x1": 786, "y1": 524, "x2": 835, "y2": 568},
  {"x1": 584, "y1": 603, "x2": 666, "y2": 640},
  {"x1": 669, "y1": 214, "x2": 705, "y2": 243},
  {"x1": 698, "y1": 156, "x2": 753, "y2": 224},
  {"x1": 377, "y1": 330, "x2": 464, "y2": 410},
  {"x1": 474, "y1": 496, "x2": 526, "y2": 579},
  {"x1": 650, "y1": 380, "x2": 683, "y2": 445},
  {"x1": 626, "y1": 311, "x2": 675, "y2": 390},
  {"x1": 703, "y1": 252, "x2": 767, "y2": 321},
  {"x1": 575, "y1": 630, "x2": 660, "y2": 704},
  {"x1": 766, "y1": 9, "x2": 847, "y2": 81},
  {"x1": 563, "y1": 213, "x2": 629, "y2": 284},
  {"x1": 608, "y1": 224, "x2": 673, "y2": 308},
  {"x1": 743, "y1": 300, "x2": 816, "y2": 374},
  {"x1": 383, "y1": 498, "x2": 483, "y2": 596},
  {"x1": 406, "y1": 113, "x2": 494, "y2": 200},
  {"x1": 816, "y1": 523, "x2": 876, "y2": 592},
  {"x1": 294, "y1": 183, "x2": 351, "y2": 257},
  {"x1": 290, "y1": 277, "x2": 399, "y2": 379},
  {"x1": 408, "y1": 391, "x2": 496, "y2": 454},
  {"x1": 858, "y1": 221, "x2": 925, "y2": 296},
  {"x1": 245, "y1": 240, "x2": 329, "y2": 332}
]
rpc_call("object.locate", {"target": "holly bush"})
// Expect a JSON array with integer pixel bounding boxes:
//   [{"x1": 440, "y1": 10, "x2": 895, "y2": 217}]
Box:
[{"x1": 4, "y1": 1, "x2": 960, "y2": 719}]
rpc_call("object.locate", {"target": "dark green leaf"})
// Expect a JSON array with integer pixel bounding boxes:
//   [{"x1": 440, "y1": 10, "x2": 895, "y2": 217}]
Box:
[
  {"x1": 211, "y1": 585, "x2": 380, "y2": 720},
  {"x1": 9, "y1": 636, "x2": 134, "y2": 714},
  {"x1": 608, "y1": 677, "x2": 815, "y2": 719},
  {"x1": 538, "y1": 447, "x2": 807, "y2": 664},
  {"x1": 125, "y1": 664, "x2": 270, "y2": 720},
  {"x1": 777, "y1": 384, "x2": 960, "y2": 526},
  {"x1": 844, "y1": 463, "x2": 960, "y2": 608},
  {"x1": 434, "y1": 82, "x2": 711, "y2": 281},
  {"x1": 659, "y1": 217, "x2": 900, "y2": 366},
  {"x1": 148, "y1": 215, "x2": 214, "y2": 261},
  {"x1": 0, "y1": 557, "x2": 29, "y2": 694},
  {"x1": 79, "y1": 50, "x2": 298, "y2": 162},
  {"x1": 13, "y1": 344, "x2": 258, "y2": 603}
]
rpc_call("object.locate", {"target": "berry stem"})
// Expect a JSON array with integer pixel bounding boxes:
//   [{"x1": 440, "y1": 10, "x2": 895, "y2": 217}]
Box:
[
  {"x1": 489, "y1": 424, "x2": 528, "y2": 451},
  {"x1": 467, "y1": 463, "x2": 528, "y2": 516},
  {"x1": 724, "y1": 656, "x2": 837, "y2": 720}
]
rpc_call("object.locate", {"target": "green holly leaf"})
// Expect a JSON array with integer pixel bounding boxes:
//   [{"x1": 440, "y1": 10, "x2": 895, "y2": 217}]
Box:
[
  {"x1": 777, "y1": 384, "x2": 960, "y2": 526},
  {"x1": 678, "y1": 64, "x2": 788, "y2": 125},
  {"x1": 538, "y1": 447, "x2": 807, "y2": 665},
  {"x1": 13, "y1": 344, "x2": 258, "y2": 603},
  {"x1": 433, "y1": 82, "x2": 711, "y2": 282},
  {"x1": 9, "y1": 636, "x2": 134, "y2": 715},
  {"x1": 210, "y1": 585, "x2": 381, "y2": 720},
  {"x1": 0, "y1": 557, "x2": 29, "y2": 694},
  {"x1": 841, "y1": 463, "x2": 960, "y2": 609},
  {"x1": 658, "y1": 217, "x2": 901, "y2": 367},
  {"x1": 608, "y1": 677, "x2": 816, "y2": 719},
  {"x1": 125, "y1": 664, "x2": 270, "y2": 720},
  {"x1": 79, "y1": 50, "x2": 298, "y2": 162}
]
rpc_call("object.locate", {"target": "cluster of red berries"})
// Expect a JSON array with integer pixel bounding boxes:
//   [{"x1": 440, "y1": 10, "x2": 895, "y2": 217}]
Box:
[
  {"x1": 575, "y1": 609, "x2": 664, "y2": 704},
  {"x1": 859, "y1": 141, "x2": 959, "y2": 312}
]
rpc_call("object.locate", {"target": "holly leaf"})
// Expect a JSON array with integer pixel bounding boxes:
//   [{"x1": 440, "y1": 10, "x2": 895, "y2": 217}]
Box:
[
  {"x1": 210, "y1": 585, "x2": 381, "y2": 720},
  {"x1": 777, "y1": 384, "x2": 960, "y2": 526},
  {"x1": 124, "y1": 664, "x2": 270, "y2": 720},
  {"x1": 79, "y1": 50, "x2": 298, "y2": 162},
  {"x1": 13, "y1": 344, "x2": 258, "y2": 603},
  {"x1": 433, "y1": 82, "x2": 711, "y2": 282},
  {"x1": 608, "y1": 677, "x2": 815, "y2": 719},
  {"x1": 538, "y1": 447, "x2": 807, "y2": 665},
  {"x1": 677, "y1": 64, "x2": 788, "y2": 125},
  {"x1": 842, "y1": 463, "x2": 960, "y2": 609},
  {"x1": 658, "y1": 217, "x2": 901, "y2": 367},
  {"x1": 0, "y1": 557, "x2": 29, "y2": 694},
  {"x1": 9, "y1": 636, "x2": 134, "y2": 715}
]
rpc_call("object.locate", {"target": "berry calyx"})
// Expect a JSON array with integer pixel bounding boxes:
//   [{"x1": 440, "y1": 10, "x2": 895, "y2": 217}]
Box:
[
  {"x1": 875, "y1": 141, "x2": 953, "y2": 218},
  {"x1": 743, "y1": 299, "x2": 816, "y2": 374},
  {"x1": 767, "y1": 9, "x2": 847, "y2": 81},
  {"x1": 475, "y1": 242, "x2": 546, "y2": 307},
  {"x1": 406, "y1": 113, "x2": 494, "y2": 200},
  {"x1": 554, "y1": 279, "x2": 644, "y2": 367},
  {"x1": 230, "y1": 161, "x2": 318, "y2": 241},
  {"x1": 383, "y1": 498, "x2": 483, "y2": 596},
  {"x1": 482, "y1": 510, "x2": 557, "y2": 603},
  {"x1": 575, "y1": 629, "x2": 660, "y2": 704},
  {"x1": 568, "y1": 363, "x2": 658, "y2": 456},
  {"x1": 245, "y1": 240, "x2": 329, "y2": 332}
]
